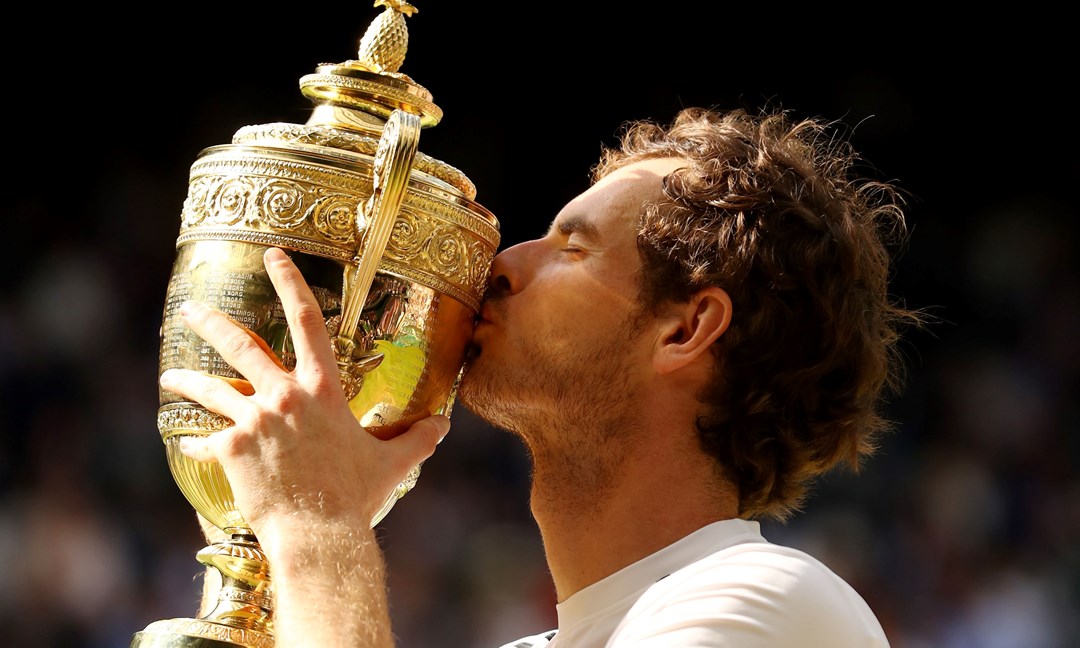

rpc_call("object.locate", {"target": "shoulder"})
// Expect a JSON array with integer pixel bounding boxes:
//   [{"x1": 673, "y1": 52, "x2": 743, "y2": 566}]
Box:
[
  {"x1": 613, "y1": 542, "x2": 889, "y2": 646},
  {"x1": 649, "y1": 541, "x2": 880, "y2": 619},
  {"x1": 681, "y1": 541, "x2": 865, "y2": 599}
]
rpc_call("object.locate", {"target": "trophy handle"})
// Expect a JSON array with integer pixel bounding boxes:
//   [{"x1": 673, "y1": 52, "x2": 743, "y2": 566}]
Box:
[
  {"x1": 334, "y1": 108, "x2": 422, "y2": 397},
  {"x1": 136, "y1": 2, "x2": 500, "y2": 644}
]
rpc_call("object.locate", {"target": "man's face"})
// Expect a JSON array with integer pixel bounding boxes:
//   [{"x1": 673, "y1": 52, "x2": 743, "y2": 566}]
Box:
[{"x1": 458, "y1": 157, "x2": 685, "y2": 447}]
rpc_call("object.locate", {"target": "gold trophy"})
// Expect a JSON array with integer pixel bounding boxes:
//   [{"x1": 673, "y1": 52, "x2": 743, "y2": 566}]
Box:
[{"x1": 131, "y1": 2, "x2": 499, "y2": 646}]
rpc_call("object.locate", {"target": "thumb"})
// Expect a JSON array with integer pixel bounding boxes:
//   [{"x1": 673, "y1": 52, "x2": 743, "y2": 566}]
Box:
[
  {"x1": 428, "y1": 414, "x2": 452, "y2": 444},
  {"x1": 178, "y1": 434, "x2": 219, "y2": 463},
  {"x1": 388, "y1": 415, "x2": 451, "y2": 466}
]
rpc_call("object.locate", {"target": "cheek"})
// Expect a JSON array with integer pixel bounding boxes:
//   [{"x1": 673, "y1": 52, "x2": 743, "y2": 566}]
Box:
[
  {"x1": 540, "y1": 299, "x2": 627, "y2": 353},
  {"x1": 511, "y1": 267, "x2": 639, "y2": 346}
]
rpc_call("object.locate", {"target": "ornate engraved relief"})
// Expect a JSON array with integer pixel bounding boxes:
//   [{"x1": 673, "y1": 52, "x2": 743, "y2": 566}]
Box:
[
  {"x1": 140, "y1": 619, "x2": 274, "y2": 648},
  {"x1": 233, "y1": 122, "x2": 476, "y2": 199},
  {"x1": 259, "y1": 179, "x2": 308, "y2": 229},
  {"x1": 157, "y1": 405, "x2": 233, "y2": 438},
  {"x1": 382, "y1": 208, "x2": 493, "y2": 310},
  {"x1": 219, "y1": 588, "x2": 273, "y2": 609},
  {"x1": 178, "y1": 150, "x2": 497, "y2": 311},
  {"x1": 310, "y1": 194, "x2": 358, "y2": 243}
]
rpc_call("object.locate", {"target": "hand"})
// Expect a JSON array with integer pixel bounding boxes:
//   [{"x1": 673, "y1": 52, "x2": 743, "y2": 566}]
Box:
[{"x1": 159, "y1": 247, "x2": 450, "y2": 550}]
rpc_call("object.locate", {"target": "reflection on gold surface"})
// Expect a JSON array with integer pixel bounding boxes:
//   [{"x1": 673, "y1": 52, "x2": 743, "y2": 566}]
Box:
[{"x1": 132, "y1": 2, "x2": 499, "y2": 646}]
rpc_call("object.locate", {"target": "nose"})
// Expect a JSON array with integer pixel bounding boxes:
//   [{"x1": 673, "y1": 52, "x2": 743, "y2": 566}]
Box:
[{"x1": 485, "y1": 239, "x2": 536, "y2": 299}]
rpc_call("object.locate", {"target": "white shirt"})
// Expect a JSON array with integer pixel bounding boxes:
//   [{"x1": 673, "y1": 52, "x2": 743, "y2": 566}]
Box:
[{"x1": 498, "y1": 518, "x2": 889, "y2": 647}]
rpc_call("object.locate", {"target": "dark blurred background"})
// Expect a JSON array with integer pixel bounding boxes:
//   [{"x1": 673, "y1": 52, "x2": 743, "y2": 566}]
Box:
[{"x1": 2, "y1": 4, "x2": 1077, "y2": 647}]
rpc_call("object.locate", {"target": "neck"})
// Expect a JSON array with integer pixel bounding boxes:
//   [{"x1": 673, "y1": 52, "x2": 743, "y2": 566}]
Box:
[{"x1": 525, "y1": 420, "x2": 739, "y2": 602}]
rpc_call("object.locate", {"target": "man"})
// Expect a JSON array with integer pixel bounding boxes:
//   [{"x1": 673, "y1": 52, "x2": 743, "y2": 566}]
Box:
[{"x1": 163, "y1": 106, "x2": 917, "y2": 646}]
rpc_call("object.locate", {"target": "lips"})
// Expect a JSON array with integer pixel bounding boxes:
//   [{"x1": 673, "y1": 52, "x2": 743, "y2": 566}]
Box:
[
  {"x1": 471, "y1": 302, "x2": 499, "y2": 345},
  {"x1": 477, "y1": 302, "x2": 496, "y2": 327}
]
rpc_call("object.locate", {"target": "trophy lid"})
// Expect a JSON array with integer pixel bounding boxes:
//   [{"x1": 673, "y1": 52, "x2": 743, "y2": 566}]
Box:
[
  {"x1": 299, "y1": 0, "x2": 443, "y2": 128},
  {"x1": 228, "y1": 0, "x2": 478, "y2": 200},
  {"x1": 178, "y1": 0, "x2": 497, "y2": 312}
]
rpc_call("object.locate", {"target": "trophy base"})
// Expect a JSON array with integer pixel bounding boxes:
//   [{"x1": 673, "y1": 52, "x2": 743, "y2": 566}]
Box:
[{"x1": 131, "y1": 618, "x2": 273, "y2": 648}]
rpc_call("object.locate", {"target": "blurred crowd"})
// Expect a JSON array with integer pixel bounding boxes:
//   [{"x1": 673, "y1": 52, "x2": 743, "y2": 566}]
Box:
[
  {"x1": 2, "y1": 9, "x2": 1077, "y2": 643},
  {"x1": 1, "y1": 135, "x2": 1076, "y2": 648}
]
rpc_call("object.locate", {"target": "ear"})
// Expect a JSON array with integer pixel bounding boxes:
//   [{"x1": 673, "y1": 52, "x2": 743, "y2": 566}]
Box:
[{"x1": 653, "y1": 287, "x2": 732, "y2": 374}]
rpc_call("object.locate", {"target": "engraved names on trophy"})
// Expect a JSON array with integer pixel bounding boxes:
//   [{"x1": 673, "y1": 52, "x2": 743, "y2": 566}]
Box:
[
  {"x1": 137, "y1": 3, "x2": 503, "y2": 644},
  {"x1": 159, "y1": 270, "x2": 193, "y2": 375},
  {"x1": 160, "y1": 266, "x2": 267, "y2": 381}
]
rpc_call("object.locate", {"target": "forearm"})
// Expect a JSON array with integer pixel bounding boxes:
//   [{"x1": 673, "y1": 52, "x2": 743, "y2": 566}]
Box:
[{"x1": 265, "y1": 519, "x2": 395, "y2": 648}]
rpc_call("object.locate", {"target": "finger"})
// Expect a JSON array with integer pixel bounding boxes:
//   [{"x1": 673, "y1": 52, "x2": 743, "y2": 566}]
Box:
[
  {"x1": 385, "y1": 415, "x2": 451, "y2": 470},
  {"x1": 179, "y1": 300, "x2": 284, "y2": 390},
  {"x1": 262, "y1": 247, "x2": 338, "y2": 375},
  {"x1": 236, "y1": 324, "x2": 288, "y2": 372},
  {"x1": 178, "y1": 434, "x2": 219, "y2": 464},
  {"x1": 161, "y1": 368, "x2": 251, "y2": 417}
]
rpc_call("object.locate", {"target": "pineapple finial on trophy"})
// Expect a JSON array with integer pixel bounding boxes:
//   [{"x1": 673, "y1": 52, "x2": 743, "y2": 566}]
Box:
[
  {"x1": 298, "y1": 0, "x2": 442, "y2": 129},
  {"x1": 132, "y1": 2, "x2": 498, "y2": 646},
  {"x1": 357, "y1": 0, "x2": 418, "y2": 75}
]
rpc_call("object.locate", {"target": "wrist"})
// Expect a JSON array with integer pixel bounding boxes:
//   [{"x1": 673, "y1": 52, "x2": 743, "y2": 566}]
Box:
[
  {"x1": 260, "y1": 517, "x2": 393, "y2": 647},
  {"x1": 261, "y1": 515, "x2": 378, "y2": 580}
]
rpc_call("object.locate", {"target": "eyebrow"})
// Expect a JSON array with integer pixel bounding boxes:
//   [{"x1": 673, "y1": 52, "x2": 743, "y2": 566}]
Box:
[{"x1": 551, "y1": 214, "x2": 600, "y2": 241}]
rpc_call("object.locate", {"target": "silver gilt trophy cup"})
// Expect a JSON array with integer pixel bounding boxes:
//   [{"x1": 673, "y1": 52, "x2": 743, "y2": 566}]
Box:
[{"x1": 131, "y1": 2, "x2": 499, "y2": 646}]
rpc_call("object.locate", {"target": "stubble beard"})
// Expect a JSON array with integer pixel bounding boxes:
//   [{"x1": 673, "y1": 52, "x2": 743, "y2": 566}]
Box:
[{"x1": 458, "y1": 319, "x2": 645, "y2": 517}]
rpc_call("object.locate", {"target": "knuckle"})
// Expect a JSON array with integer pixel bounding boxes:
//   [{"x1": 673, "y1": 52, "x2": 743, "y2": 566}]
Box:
[
  {"x1": 199, "y1": 376, "x2": 228, "y2": 401},
  {"x1": 221, "y1": 331, "x2": 254, "y2": 359},
  {"x1": 215, "y1": 428, "x2": 252, "y2": 460},
  {"x1": 267, "y1": 380, "x2": 300, "y2": 411},
  {"x1": 419, "y1": 436, "x2": 440, "y2": 459},
  {"x1": 309, "y1": 373, "x2": 342, "y2": 399},
  {"x1": 247, "y1": 409, "x2": 272, "y2": 433},
  {"x1": 292, "y1": 303, "x2": 327, "y2": 331}
]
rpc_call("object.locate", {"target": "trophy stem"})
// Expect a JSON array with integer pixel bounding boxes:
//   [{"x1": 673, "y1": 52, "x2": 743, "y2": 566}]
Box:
[
  {"x1": 198, "y1": 534, "x2": 274, "y2": 634},
  {"x1": 140, "y1": 2, "x2": 499, "y2": 645},
  {"x1": 131, "y1": 534, "x2": 274, "y2": 648}
]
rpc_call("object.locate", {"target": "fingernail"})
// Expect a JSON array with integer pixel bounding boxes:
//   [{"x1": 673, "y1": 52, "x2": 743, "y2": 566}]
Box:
[
  {"x1": 178, "y1": 435, "x2": 203, "y2": 456},
  {"x1": 179, "y1": 300, "x2": 202, "y2": 317},
  {"x1": 432, "y1": 415, "x2": 451, "y2": 440},
  {"x1": 159, "y1": 369, "x2": 178, "y2": 387},
  {"x1": 265, "y1": 247, "x2": 287, "y2": 262}
]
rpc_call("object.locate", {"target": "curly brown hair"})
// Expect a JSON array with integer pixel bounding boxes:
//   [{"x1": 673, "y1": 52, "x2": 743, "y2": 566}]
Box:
[{"x1": 593, "y1": 107, "x2": 920, "y2": 521}]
